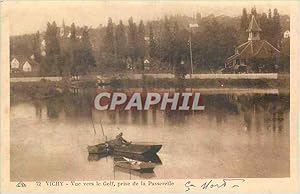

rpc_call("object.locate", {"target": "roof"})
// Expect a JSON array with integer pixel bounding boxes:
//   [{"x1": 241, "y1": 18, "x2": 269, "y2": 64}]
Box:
[
  {"x1": 227, "y1": 40, "x2": 280, "y2": 62},
  {"x1": 11, "y1": 55, "x2": 40, "y2": 67},
  {"x1": 11, "y1": 55, "x2": 27, "y2": 65},
  {"x1": 246, "y1": 15, "x2": 262, "y2": 32}
]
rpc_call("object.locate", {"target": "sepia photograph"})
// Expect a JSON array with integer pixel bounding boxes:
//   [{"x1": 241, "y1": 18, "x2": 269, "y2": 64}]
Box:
[{"x1": 1, "y1": 1, "x2": 298, "y2": 193}]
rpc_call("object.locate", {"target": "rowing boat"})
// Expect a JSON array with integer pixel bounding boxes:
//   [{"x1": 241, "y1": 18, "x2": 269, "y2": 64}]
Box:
[
  {"x1": 114, "y1": 156, "x2": 157, "y2": 172},
  {"x1": 87, "y1": 143, "x2": 162, "y2": 156},
  {"x1": 113, "y1": 144, "x2": 162, "y2": 156},
  {"x1": 113, "y1": 152, "x2": 162, "y2": 164}
]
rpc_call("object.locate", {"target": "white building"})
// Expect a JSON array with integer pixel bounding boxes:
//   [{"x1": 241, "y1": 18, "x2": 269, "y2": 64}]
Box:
[
  {"x1": 10, "y1": 55, "x2": 40, "y2": 75},
  {"x1": 22, "y1": 61, "x2": 32, "y2": 72},
  {"x1": 11, "y1": 58, "x2": 20, "y2": 69},
  {"x1": 283, "y1": 30, "x2": 290, "y2": 39}
]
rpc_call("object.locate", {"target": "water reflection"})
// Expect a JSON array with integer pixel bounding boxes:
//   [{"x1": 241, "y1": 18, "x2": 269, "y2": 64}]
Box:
[
  {"x1": 17, "y1": 94, "x2": 288, "y2": 131},
  {"x1": 112, "y1": 154, "x2": 161, "y2": 179},
  {"x1": 88, "y1": 152, "x2": 162, "y2": 179},
  {"x1": 10, "y1": 88, "x2": 290, "y2": 180},
  {"x1": 114, "y1": 166, "x2": 156, "y2": 179}
]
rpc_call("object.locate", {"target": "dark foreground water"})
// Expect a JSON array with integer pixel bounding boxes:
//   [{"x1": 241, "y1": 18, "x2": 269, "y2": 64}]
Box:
[{"x1": 10, "y1": 88, "x2": 290, "y2": 181}]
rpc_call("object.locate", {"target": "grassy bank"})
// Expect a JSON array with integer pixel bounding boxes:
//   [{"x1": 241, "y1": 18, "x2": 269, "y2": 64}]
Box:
[
  {"x1": 10, "y1": 77, "x2": 289, "y2": 89},
  {"x1": 108, "y1": 77, "x2": 289, "y2": 89}
]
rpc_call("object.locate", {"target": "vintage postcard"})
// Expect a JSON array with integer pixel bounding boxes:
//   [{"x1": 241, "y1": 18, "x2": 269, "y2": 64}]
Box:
[{"x1": 0, "y1": 0, "x2": 299, "y2": 193}]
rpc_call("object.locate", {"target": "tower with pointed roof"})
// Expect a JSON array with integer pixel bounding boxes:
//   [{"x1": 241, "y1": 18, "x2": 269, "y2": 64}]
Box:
[
  {"x1": 247, "y1": 15, "x2": 262, "y2": 41},
  {"x1": 225, "y1": 14, "x2": 280, "y2": 73}
]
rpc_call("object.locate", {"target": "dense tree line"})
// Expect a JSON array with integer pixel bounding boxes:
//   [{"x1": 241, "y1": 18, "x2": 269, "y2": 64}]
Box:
[
  {"x1": 99, "y1": 17, "x2": 147, "y2": 71},
  {"x1": 10, "y1": 7, "x2": 290, "y2": 75},
  {"x1": 98, "y1": 7, "x2": 287, "y2": 74},
  {"x1": 39, "y1": 22, "x2": 95, "y2": 76}
]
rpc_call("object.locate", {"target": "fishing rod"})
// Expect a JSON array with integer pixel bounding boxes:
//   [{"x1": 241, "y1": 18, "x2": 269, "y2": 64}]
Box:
[
  {"x1": 91, "y1": 111, "x2": 97, "y2": 135},
  {"x1": 99, "y1": 119, "x2": 107, "y2": 141}
]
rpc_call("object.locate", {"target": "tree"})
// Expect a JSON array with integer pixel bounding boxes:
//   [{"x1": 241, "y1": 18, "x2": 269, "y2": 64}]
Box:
[
  {"x1": 103, "y1": 18, "x2": 115, "y2": 54},
  {"x1": 251, "y1": 7, "x2": 257, "y2": 18},
  {"x1": 72, "y1": 26, "x2": 96, "y2": 75},
  {"x1": 157, "y1": 17, "x2": 189, "y2": 72},
  {"x1": 115, "y1": 20, "x2": 127, "y2": 57},
  {"x1": 280, "y1": 37, "x2": 290, "y2": 72},
  {"x1": 43, "y1": 21, "x2": 62, "y2": 75},
  {"x1": 69, "y1": 23, "x2": 77, "y2": 71},
  {"x1": 137, "y1": 20, "x2": 146, "y2": 65},
  {"x1": 239, "y1": 8, "x2": 249, "y2": 43},
  {"x1": 81, "y1": 27, "x2": 96, "y2": 67},
  {"x1": 268, "y1": 8, "x2": 272, "y2": 19},
  {"x1": 273, "y1": 8, "x2": 281, "y2": 48},
  {"x1": 260, "y1": 12, "x2": 273, "y2": 42},
  {"x1": 148, "y1": 22, "x2": 157, "y2": 58},
  {"x1": 128, "y1": 17, "x2": 138, "y2": 62},
  {"x1": 32, "y1": 31, "x2": 41, "y2": 63},
  {"x1": 160, "y1": 16, "x2": 173, "y2": 66},
  {"x1": 240, "y1": 8, "x2": 249, "y2": 31},
  {"x1": 172, "y1": 21, "x2": 189, "y2": 76},
  {"x1": 193, "y1": 17, "x2": 238, "y2": 72},
  {"x1": 200, "y1": 18, "x2": 221, "y2": 69},
  {"x1": 171, "y1": 21, "x2": 180, "y2": 64}
]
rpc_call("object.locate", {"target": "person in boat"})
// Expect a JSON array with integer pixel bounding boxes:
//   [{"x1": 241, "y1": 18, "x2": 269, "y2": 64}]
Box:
[{"x1": 108, "y1": 133, "x2": 131, "y2": 147}]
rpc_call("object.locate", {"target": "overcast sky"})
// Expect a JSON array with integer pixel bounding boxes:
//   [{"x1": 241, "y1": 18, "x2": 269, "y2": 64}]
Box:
[{"x1": 5, "y1": 1, "x2": 291, "y2": 36}]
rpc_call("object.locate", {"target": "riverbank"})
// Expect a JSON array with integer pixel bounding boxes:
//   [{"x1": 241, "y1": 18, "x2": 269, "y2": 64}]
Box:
[
  {"x1": 9, "y1": 73, "x2": 289, "y2": 100},
  {"x1": 10, "y1": 73, "x2": 281, "y2": 83},
  {"x1": 10, "y1": 76, "x2": 289, "y2": 89},
  {"x1": 10, "y1": 77, "x2": 289, "y2": 102}
]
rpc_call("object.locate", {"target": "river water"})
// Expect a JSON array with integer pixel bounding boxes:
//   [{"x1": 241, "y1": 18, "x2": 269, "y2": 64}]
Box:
[{"x1": 10, "y1": 88, "x2": 290, "y2": 181}]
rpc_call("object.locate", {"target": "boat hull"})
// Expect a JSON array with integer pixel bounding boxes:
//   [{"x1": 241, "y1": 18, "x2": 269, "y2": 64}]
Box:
[
  {"x1": 114, "y1": 157, "x2": 156, "y2": 172},
  {"x1": 113, "y1": 144, "x2": 162, "y2": 155},
  {"x1": 114, "y1": 166, "x2": 156, "y2": 178},
  {"x1": 113, "y1": 152, "x2": 162, "y2": 164},
  {"x1": 87, "y1": 143, "x2": 162, "y2": 156},
  {"x1": 87, "y1": 143, "x2": 112, "y2": 155}
]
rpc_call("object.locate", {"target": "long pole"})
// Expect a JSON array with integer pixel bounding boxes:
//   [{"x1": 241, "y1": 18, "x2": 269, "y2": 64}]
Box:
[
  {"x1": 91, "y1": 112, "x2": 96, "y2": 135},
  {"x1": 99, "y1": 119, "x2": 107, "y2": 140},
  {"x1": 189, "y1": 35, "x2": 193, "y2": 78}
]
